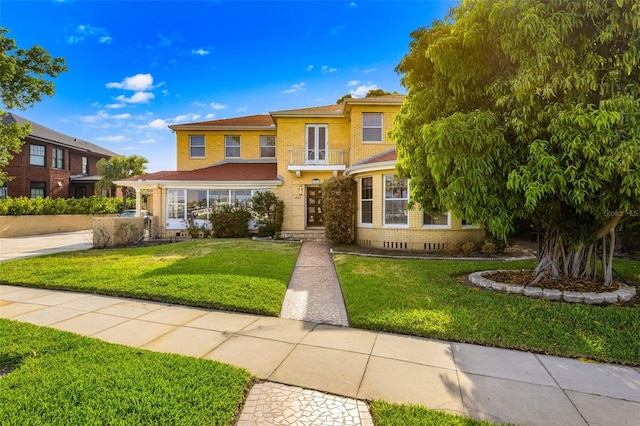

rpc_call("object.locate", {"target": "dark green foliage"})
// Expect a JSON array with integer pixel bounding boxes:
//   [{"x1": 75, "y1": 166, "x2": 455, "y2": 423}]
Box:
[
  {"x1": 252, "y1": 191, "x2": 284, "y2": 237},
  {"x1": 322, "y1": 176, "x2": 356, "y2": 244},
  {"x1": 0, "y1": 196, "x2": 123, "y2": 215},
  {"x1": 209, "y1": 202, "x2": 251, "y2": 238},
  {"x1": 619, "y1": 217, "x2": 640, "y2": 255}
]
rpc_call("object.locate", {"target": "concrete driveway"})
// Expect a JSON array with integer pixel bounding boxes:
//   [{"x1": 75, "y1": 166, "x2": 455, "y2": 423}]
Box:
[{"x1": 0, "y1": 230, "x2": 93, "y2": 262}]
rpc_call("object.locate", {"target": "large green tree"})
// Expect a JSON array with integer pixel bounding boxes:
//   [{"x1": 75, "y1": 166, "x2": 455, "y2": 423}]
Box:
[
  {"x1": 393, "y1": 0, "x2": 640, "y2": 286},
  {"x1": 96, "y1": 155, "x2": 149, "y2": 210},
  {"x1": 0, "y1": 28, "x2": 67, "y2": 184}
]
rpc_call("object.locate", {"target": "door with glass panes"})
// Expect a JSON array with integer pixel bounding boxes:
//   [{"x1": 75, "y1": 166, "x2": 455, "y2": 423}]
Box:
[{"x1": 306, "y1": 186, "x2": 323, "y2": 227}]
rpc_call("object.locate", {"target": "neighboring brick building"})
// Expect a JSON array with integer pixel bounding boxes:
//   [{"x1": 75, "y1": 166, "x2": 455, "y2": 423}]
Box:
[
  {"x1": 1, "y1": 113, "x2": 119, "y2": 199},
  {"x1": 118, "y1": 96, "x2": 484, "y2": 250}
]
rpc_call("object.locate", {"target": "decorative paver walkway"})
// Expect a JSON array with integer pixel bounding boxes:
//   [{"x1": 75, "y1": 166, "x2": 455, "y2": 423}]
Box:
[
  {"x1": 280, "y1": 242, "x2": 349, "y2": 327},
  {"x1": 237, "y1": 382, "x2": 373, "y2": 426}
]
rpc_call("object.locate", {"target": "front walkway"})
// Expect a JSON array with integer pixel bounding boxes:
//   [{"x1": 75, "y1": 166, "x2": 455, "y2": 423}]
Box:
[
  {"x1": 1, "y1": 284, "x2": 639, "y2": 426},
  {"x1": 280, "y1": 241, "x2": 349, "y2": 327}
]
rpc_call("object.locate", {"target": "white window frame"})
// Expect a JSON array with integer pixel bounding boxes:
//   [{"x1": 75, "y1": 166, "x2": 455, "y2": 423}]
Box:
[
  {"x1": 362, "y1": 113, "x2": 383, "y2": 143},
  {"x1": 260, "y1": 135, "x2": 276, "y2": 158},
  {"x1": 360, "y1": 177, "x2": 373, "y2": 225},
  {"x1": 305, "y1": 124, "x2": 328, "y2": 164},
  {"x1": 189, "y1": 135, "x2": 205, "y2": 158},
  {"x1": 30, "y1": 144, "x2": 45, "y2": 166},
  {"x1": 383, "y1": 174, "x2": 409, "y2": 227},
  {"x1": 225, "y1": 135, "x2": 241, "y2": 158},
  {"x1": 423, "y1": 211, "x2": 450, "y2": 229}
]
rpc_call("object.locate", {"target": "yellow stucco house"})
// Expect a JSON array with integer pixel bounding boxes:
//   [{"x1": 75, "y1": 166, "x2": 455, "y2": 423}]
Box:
[{"x1": 118, "y1": 95, "x2": 484, "y2": 250}]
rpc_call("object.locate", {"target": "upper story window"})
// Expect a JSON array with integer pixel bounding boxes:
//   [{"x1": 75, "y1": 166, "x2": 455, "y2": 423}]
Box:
[
  {"x1": 30, "y1": 144, "x2": 45, "y2": 166},
  {"x1": 362, "y1": 113, "x2": 383, "y2": 142},
  {"x1": 0, "y1": 184, "x2": 7, "y2": 199},
  {"x1": 189, "y1": 135, "x2": 205, "y2": 158},
  {"x1": 225, "y1": 135, "x2": 241, "y2": 158},
  {"x1": 260, "y1": 135, "x2": 276, "y2": 158},
  {"x1": 384, "y1": 174, "x2": 408, "y2": 226},
  {"x1": 82, "y1": 156, "x2": 89, "y2": 174},
  {"x1": 306, "y1": 124, "x2": 327, "y2": 164},
  {"x1": 52, "y1": 148, "x2": 64, "y2": 169},
  {"x1": 360, "y1": 177, "x2": 373, "y2": 225},
  {"x1": 423, "y1": 212, "x2": 450, "y2": 227}
]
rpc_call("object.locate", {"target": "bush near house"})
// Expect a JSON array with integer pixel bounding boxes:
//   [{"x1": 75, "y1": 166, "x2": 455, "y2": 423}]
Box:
[
  {"x1": 209, "y1": 203, "x2": 251, "y2": 238},
  {"x1": 0, "y1": 196, "x2": 123, "y2": 215},
  {"x1": 322, "y1": 176, "x2": 356, "y2": 244},
  {"x1": 252, "y1": 191, "x2": 284, "y2": 237}
]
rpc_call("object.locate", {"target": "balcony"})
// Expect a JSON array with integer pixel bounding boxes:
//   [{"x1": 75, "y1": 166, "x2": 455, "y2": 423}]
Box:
[{"x1": 288, "y1": 149, "x2": 346, "y2": 177}]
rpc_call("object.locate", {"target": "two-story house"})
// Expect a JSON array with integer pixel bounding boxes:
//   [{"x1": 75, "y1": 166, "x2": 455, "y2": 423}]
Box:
[
  {"x1": 118, "y1": 95, "x2": 484, "y2": 250},
  {"x1": 1, "y1": 113, "x2": 119, "y2": 199}
]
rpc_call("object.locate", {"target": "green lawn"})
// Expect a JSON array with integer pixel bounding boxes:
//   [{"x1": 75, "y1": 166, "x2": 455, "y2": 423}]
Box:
[
  {"x1": 369, "y1": 401, "x2": 497, "y2": 426},
  {"x1": 334, "y1": 255, "x2": 640, "y2": 365},
  {"x1": 0, "y1": 239, "x2": 300, "y2": 316},
  {"x1": 0, "y1": 319, "x2": 250, "y2": 425}
]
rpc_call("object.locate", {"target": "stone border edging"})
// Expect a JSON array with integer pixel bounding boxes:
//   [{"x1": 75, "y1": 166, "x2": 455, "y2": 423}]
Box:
[{"x1": 468, "y1": 270, "x2": 637, "y2": 304}]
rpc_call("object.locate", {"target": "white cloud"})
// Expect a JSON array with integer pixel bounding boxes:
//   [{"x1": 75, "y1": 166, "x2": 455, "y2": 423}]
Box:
[
  {"x1": 115, "y1": 92, "x2": 155, "y2": 104},
  {"x1": 192, "y1": 48, "x2": 210, "y2": 56},
  {"x1": 363, "y1": 68, "x2": 377, "y2": 74},
  {"x1": 106, "y1": 73, "x2": 154, "y2": 91},
  {"x1": 236, "y1": 106, "x2": 248, "y2": 113},
  {"x1": 95, "y1": 135, "x2": 126, "y2": 143},
  {"x1": 283, "y1": 82, "x2": 306, "y2": 95},
  {"x1": 111, "y1": 113, "x2": 132, "y2": 120},
  {"x1": 205, "y1": 113, "x2": 216, "y2": 119},
  {"x1": 349, "y1": 2, "x2": 358, "y2": 8},
  {"x1": 67, "y1": 24, "x2": 111, "y2": 44},
  {"x1": 105, "y1": 103, "x2": 126, "y2": 109},
  {"x1": 350, "y1": 84, "x2": 379, "y2": 98},
  {"x1": 149, "y1": 119, "x2": 168, "y2": 129},
  {"x1": 210, "y1": 102, "x2": 227, "y2": 110},
  {"x1": 322, "y1": 65, "x2": 337, "y2": 74},
  {"x1": 139, "y1": 139, "x2": 156, "y2": 144},
  {"x1": 306, "y1": 65, "x2": 314, "y2": 71},
  {"x1": 347, "y1": 80, "x2": 360, "y2": 86}
]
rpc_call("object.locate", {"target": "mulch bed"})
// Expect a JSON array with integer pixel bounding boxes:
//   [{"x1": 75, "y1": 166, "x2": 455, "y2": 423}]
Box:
[{"x1": 486, "y1": 270, "x2": 620, "y2": 293}]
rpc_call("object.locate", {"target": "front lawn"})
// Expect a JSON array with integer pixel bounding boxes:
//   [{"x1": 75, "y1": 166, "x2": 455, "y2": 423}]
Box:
[
  {"x1": 369, "y1": 401, "x2": 495, "y2": 426},
  {"x1": 0, "y1": 239, "x2": 299, "y2": 316},
  {"x1": 0, "y1": 319, "x2": 250, "y2": 425},
  {"x1": 334, "y1": 255, "x2": 640, "y2": 365}
]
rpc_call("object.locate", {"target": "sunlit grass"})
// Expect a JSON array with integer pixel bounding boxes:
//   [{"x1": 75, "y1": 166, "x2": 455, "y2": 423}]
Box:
[
  {"x1": 0, "y1": 319, "x2": 250, "y2": 425},
  {"x1": 335, "y1": 255, "x2": 640, "y2": 365},
  {"x1": 0, "y1": 239, "x2": 300, "y2": 316}
]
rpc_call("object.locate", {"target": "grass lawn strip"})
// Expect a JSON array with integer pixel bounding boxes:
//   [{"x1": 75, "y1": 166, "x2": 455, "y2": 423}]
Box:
[
  {"x1": 0, "y1": 319, "x2": 251, "y2": 425},
  {"x1": 335, "y1": 255, "x2": 640, "y2": 366},
  {"x1": 369, "y1": 400, "x2": 498, "y2": 426},
  {"x1": 0, "y1": 239, "x2": 300, "y2": 316}
]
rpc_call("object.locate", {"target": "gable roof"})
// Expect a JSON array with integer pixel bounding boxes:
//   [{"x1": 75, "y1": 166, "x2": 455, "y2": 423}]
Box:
[
  {"x1": 118, "y1": 161, "x2": 281, "y2": 185},
  {"x1": 2, "y1": 112, "x2": 118, "y2": 157}
]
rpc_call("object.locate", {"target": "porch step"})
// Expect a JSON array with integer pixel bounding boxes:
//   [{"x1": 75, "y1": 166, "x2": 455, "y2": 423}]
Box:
[{"x1": 280, "y1": 230, "x2": 328, "y2": 242}]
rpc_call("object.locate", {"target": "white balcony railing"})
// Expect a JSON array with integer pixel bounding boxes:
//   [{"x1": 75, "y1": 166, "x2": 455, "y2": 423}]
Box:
[{"x1": 289, "y1": 149, "x2": 344, "y2": 166}]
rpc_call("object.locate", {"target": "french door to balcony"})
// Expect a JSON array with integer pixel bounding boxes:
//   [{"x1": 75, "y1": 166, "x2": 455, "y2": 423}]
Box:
[{"x1": 306, "y1": 124, "x2": 327, "y2": 164}]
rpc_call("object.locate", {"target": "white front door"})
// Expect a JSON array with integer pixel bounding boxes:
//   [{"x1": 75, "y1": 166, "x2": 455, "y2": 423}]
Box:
[{"x1": 306, "y1": 124, "x2": 327, "y2": 164}]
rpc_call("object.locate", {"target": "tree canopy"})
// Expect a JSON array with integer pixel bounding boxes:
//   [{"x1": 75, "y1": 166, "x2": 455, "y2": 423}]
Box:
[
  {"x1": 336, "y1": 89, "x2": 399, "y2": 104},
  {"x1": 0, "y1": 28, "x2": 67, "y2": 184},
  {"x1": 96, "y1": 155, "x2": 149, "y2": 210},
  {"x1": 392, "y1": 0, "x2": 640, "y2": 285}
]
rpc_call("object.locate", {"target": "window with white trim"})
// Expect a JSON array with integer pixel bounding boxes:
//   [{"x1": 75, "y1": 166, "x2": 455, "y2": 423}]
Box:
[
  {"x1": 260, "y1": 135, "x2": 276, "y2": 158},
  {"x1": 423, "y1": 212, "x2": 450, "y2": 227},
  {"x1": 360, "y1": 177, "x2": 373, "y2": 224},
  {"x1": 30, "y1": 145, "x2": 45, "y2": 166},
  {"x1": 362, "y1": 113, "x2": 383, "y2": 142},
  {"x1": 384, "y1": 175, "x2": 408, "y2": 225},
  {"x1": 225, "y1": 135, "x2": 241, "y2": 158},
  {"x1": 306, "y1": 124, "x2": 327, "y2": 163},
  {"x1": 189, "y1": 135, "x2": 205, "y2": 158},
  {"x1": 82, "y1": 156, "x2": 89, "y2": 174},
  {"x1": 52, "y1": 148, "x2": 64, "y2": 169}
]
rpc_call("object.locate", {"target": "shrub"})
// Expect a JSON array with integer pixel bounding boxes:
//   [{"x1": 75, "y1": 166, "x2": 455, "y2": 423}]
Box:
[
  {"x1": 461, "y1": 241, "x2": 476, "y2": 256},
  {"x1": 322, "y1": 176, "x2": 356, "y2": 244},
  {"x1": 0, "y1": 196, "x2": 123, "y2": 215},
  {"x1": 251, "y1": 191, "x2": 284, "y2": 237},
  {"x1": 184, "y1": 218, "x2": 211, "y2": 238},
  {"x1": 444, "y1": 243, "x2": 461, "y2": 256},
  {"x1": 209, "y1": 203, "x2": 251, "y2": 238},
  {"x1": 481, "y1": 240, "x2": 497, "y2": 255}
]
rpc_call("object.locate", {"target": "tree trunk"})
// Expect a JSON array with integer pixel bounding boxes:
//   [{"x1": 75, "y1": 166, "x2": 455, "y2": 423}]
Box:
[{"x1": 532, "y1": 223, "x2": 619, "y2": 287}]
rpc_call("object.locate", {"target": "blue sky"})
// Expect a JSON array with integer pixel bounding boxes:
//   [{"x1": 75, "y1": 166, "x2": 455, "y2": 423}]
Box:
[{"x1": 1, "y1": 0, "x2": 454, "y2": 172}]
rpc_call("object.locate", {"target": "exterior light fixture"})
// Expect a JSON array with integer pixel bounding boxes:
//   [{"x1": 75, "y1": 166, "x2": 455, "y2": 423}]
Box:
[
  {"x1": 298, "y1": 185, "x2": 303, "y2": 195},
  {"x1": 311, "y1": 178, "x2": 321, "y2": 184}
]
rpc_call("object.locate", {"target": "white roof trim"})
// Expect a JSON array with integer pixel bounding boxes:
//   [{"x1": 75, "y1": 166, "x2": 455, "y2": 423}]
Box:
[{"x1": 345, "y1": 160, "x2": 397, "y2": 176}]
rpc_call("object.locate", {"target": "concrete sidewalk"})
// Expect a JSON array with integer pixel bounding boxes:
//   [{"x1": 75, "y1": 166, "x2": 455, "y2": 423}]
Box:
[
  {"x1": 1, "y1": 284, "x2": 639, "y2": 425},
  {"x1": 0, "y1": 230, "x2": 93, "y2": 262}
]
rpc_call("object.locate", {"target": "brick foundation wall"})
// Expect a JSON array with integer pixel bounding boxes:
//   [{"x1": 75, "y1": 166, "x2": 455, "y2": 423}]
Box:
[{"x1": 356, "y1": 226, "x2": 485, "y2": 251}]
